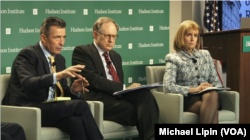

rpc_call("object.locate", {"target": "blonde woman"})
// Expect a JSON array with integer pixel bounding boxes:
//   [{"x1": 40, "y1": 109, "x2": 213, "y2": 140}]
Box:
[{"x1": 163, "y1": 20, "x2": 222, "y2": 124}]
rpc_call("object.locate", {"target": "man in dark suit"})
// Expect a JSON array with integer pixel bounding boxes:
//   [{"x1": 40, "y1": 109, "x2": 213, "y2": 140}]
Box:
[
  {"x1": 2, "y1": 17, "x2": 103, "y2": 140},
  {"x1": 1, "y1": 122, "x2": 26, "y2": 140},
  {"x1": 72, "y1": 17, "x2": 158, "y2": 140}
]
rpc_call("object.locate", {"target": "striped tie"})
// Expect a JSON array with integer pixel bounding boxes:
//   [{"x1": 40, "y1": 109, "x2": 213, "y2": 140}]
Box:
[
  {"x1": 103, "y1": 52, "x2": 121, "y2": 82},
  {"x1": 48, "y1": 56, "x2": 64, "y2": 97}
]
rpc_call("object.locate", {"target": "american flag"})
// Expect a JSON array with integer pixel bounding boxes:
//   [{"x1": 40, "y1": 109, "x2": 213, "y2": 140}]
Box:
[
  {"x1": 202, "y1": 0, "x2": 223, "y2": 85},
  {"x1": 203, "y1": 0, "x2": 220, "y2": 32}
]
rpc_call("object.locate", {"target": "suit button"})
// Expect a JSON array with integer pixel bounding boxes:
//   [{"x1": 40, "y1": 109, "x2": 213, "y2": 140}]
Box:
[
  {"x1": 197, "y1": 76, "x2": 200, "y2": 79},
  {"x1": 195, "y1": 67, "x2": 198, "y2": 70}
]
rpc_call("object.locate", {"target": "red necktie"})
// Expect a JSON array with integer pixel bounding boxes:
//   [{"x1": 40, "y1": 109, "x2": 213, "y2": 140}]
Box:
[{"x1": 103, "y1": 52, "x2": 121, "y2": 82}]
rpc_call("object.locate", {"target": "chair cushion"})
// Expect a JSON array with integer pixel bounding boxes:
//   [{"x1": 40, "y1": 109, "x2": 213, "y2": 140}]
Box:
[
  {"x1": 183, "y1": 112, "x2": 200, "y2": 124},
  {"x1": 103, "y1": 121, "x2": 137, "y2": 134},
  {"x1": 41, "y1": 127, "x2": 69, "y2": 140},
  {"x1": 219, "y1": 110, "x2": 236, "y2": 122},
  {"x1": 1, "y1": 74, "x2": 10, "y2": 101},
  {"x1": 183, "y1": 110, "x2": 236, "y2": 124}
]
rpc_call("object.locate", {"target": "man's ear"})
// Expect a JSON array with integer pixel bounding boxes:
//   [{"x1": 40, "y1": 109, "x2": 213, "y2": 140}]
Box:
[
  {"x1": 93, "y1": 31, "x2": 98, "y2": 39},
  {"x1": 41, "y1": 34, "x2": 47, "y2": 43}
]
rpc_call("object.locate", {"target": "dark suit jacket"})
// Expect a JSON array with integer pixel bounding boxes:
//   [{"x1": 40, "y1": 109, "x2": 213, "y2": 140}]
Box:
[
  {"x1": 72, "y1": 43, "x2": 124, "y2": 100},
  {"x1": 3, "y1": 42, "x2": 74, "y2": 106}
]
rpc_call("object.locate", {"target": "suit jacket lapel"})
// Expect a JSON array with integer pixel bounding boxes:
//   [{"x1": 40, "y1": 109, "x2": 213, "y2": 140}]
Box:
[
  {"x1": 55, "y1": 55, "x2": 62, "y2": 72},
  {"x1": 90, "y1": 43, "x2": 107, "y2": 78},
  {"x1": 34, "y1": 42, "x2": 50, "y2": 74}
]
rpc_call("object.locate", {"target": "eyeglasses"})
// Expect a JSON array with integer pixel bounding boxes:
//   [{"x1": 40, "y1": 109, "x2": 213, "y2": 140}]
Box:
[{"x1": 98, "y1": 32, "x2": 119, "y2": 40}]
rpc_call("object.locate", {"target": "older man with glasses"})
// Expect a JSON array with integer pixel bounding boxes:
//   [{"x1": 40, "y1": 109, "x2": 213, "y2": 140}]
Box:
[{"x1": 72, "y1": 17, "x2": 159, "y2": 140}]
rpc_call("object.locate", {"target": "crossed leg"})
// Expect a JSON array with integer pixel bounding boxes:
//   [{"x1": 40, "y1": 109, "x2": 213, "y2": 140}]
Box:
[{"x1": 186, "y1": 91, "x2": 220, "y2": 124}]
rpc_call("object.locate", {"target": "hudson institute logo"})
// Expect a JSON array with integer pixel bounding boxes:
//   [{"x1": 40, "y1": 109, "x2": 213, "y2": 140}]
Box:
[
  {"x1": 159, "y1": 26, "x2": 169, "y2": 30},
  {"x1": 113, "y1": 44, "x2": 122, "y2": 49},
  {"x1": 83, "y1": 9, "x2": 88, "y2": 15},
  {"x1": 33, "y1": 9, "x2": 38, "y2": 15},
  {"x1": 138, "y1": 76, "x2": 146, "y2": 82},
  {"x1": 94, "y1": 9, "x2": 122, "y2": 14},
  {"x1": 45, "y1": 9, "x2": 76, "y2": 14},
  {"x1": 1, "y1": 9, "x2": 25, "y2": 14},
  {"x1": 149, "y1": 59, "x2": 154, "y2": 65},
  {"x1": 128, "y1": 77, "x2": 132, "y2": 83},
  {"x1": 122, "y1": 60, "x2": 143, "y2": 65},
  {"x1": 6, "y1": 28, "x2": 11, "y2": 35},
  {"x1": 138, "y1": 43, "x2": 164, "y2": 48},
  {"x1": 128, "y1": 43, "x2": 133, "y2": 49},
  {"x1": 6, "y1": 67, "x2": 11, "y2": 73},
  {"x1": 138, "y1": 9, "x2": 164, "y2": 14},
  {"x1": 119, "y1": 26, "x2": 143, "y2": 31},
  {"x1": 128, "y1": 9, "x2": 133, "y2": 15},
  {"x1": 1, "y1": 47, "x2": 23, "y2": 53},
  {"x1": 62, "y1": 46, "x2": 75, "y2": 51},
  {"x1": 19, "y1": 28, "x2": 40, "y2": 33},
  {"x1": 159, "y1": 59, "x2": 165, "y2": 63},
  {"x1": 150, "y1": 26, "x2": 154, "y2": 31},
  {"x1": 70, "y1": 27, "x2": 92, "y2": 32}
]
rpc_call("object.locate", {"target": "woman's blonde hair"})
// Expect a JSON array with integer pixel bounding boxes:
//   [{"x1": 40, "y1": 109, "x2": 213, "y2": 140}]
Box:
[{"x1": 173, "y1": 20, "x2": 200, "y2": 51}]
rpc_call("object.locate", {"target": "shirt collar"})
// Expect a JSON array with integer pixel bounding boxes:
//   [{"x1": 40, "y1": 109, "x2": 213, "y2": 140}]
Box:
[
  {"x1": 93, "y1": 41, "x2": 109, "y2": 56},
  {"x1": 39, "y1": 41, "x2": 53, "y2": 60}
]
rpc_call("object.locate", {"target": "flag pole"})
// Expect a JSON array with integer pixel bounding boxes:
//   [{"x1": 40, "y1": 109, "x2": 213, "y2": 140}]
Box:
[{"x1": 213, "y1": 1, "x2": 216, "y2": 32}]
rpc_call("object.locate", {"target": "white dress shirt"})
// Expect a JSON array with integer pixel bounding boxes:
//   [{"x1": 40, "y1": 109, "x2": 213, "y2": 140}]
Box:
[
  {"x1": 39, "y1": 41, "x2": 80, "y2": 101},
  {"x1": 93, "y1": 41, "x2": 125, "y2": 90}
]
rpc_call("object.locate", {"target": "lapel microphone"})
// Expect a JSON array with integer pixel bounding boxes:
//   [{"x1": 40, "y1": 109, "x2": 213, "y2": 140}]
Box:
[{"x1": 107, "y1": 61, "x2": 111, "y2": 65}]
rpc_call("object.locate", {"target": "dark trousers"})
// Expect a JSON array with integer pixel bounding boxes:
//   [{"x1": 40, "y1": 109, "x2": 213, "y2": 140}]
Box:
[
  {"x1": 102, "y1": 89, "x2": 159, "y2": 140},
  {"x1": 27, "y1": 100, "x2": 103, "y2": 140},
  {"x1": 1, "y1": 122, "x2": 26, "y2": 140}
]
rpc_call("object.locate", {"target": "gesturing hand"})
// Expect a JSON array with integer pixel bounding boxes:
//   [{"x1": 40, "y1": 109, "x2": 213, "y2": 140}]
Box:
[
  {"x1": 56, "y1": 65, "x2": 85, "y2": 81},
  {"x1": 71, "y1": 77, "x2": 89, "y2": 93}
]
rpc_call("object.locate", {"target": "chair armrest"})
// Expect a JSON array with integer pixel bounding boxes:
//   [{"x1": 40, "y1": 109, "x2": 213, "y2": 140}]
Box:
[
  {"x1": 86, "y1": 101, "x2": 95, "y2": 117},
  {"x1": 219, "y1": 91, "x2": 239, "y2": 120},
  {"x1": 1, "y1": 105, "x2": 41, "y2": 140},
  {"x1": 87, "y1": 101, "x2": 104, "y2": 134},
  {"x1": 151, "y1": 89, "x2": 184, "y2": 123}
]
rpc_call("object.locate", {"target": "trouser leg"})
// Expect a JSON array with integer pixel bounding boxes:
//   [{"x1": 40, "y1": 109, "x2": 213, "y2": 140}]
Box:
[
  {"x1": 99, "y1": 95, "x2": 139, "y2": 138},
  {"x1": 54, "y1": 116, "x2": 88, "y2": 140},
  {"x1": 101, "y1": 96, "x2": 138, "y2": 126},
  {"x1": 36, "y1": 100, "x2": 103, "y2": 140},
  {"x1": 97, "y1": 89, "x2": 158, "y2": 140},
  {"x1": 1, "y1": 132, "x2": 12, "y2": 140},
  {"x1": 121, "y1": 89, "x2": 159, "y2": 140},
  {"x1": 1, "y1": 122, "x2": 26, "y2": 140}
]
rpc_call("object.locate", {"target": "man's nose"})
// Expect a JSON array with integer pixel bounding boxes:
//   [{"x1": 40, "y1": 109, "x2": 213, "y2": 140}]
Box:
[
  {"x1": 108, "y1": 36, "x2": 115, "y2": 42},
  {"x1": 59, "y1": 38, "x2": 65, "y2": 45}
]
